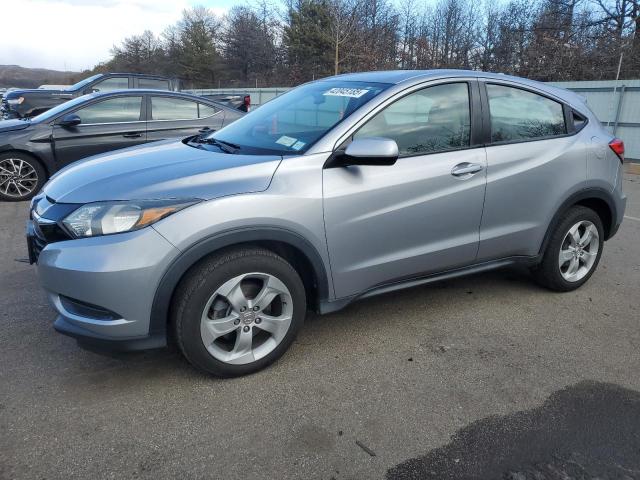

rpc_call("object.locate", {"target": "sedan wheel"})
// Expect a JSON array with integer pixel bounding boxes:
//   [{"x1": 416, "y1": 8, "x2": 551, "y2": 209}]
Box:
[{"x1": 0, "y1": 155, "x2": 45, "y2": 201}]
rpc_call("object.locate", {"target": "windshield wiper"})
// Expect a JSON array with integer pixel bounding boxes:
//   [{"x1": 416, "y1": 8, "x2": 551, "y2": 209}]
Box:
[
  {"x1": 191, "y1": 136, "x2": 240, "y2": 154},
  {"x1": 190, "y1": 136, "x2": 240, "y2": 153}
]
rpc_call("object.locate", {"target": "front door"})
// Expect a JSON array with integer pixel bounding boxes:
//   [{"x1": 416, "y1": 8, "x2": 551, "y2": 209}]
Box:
[
  {"x1": 52, "y1": 95, "x2": 147, "y2": 166},
  {"x1": 323, "y1": 81, "x2": 487, "y2": 298}
]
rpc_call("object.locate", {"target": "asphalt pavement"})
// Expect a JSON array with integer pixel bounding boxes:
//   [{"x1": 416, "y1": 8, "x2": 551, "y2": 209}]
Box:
[{"x1": 1, "y1": 174, "x2": 639, "y2": 480}]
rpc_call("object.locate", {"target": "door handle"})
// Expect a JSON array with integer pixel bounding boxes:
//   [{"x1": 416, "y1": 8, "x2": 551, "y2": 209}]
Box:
[
  {"x1": 122, "y1": 132, "x2": 143, "y2": 138},
  {"x1": 451, "y1": 162, "x2": 483, "y2": 177}
]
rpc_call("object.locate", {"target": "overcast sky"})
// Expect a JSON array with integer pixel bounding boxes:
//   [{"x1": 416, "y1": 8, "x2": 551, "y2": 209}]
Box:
[{"x1": 0, "y1": 0, "x2": 233, "y2": 72}]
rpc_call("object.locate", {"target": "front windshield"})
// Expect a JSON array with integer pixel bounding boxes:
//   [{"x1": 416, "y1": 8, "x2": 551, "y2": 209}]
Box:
[
  {"x1": 31, "y1": 94, "x2": 94, "y2": 123},
  {"x1": 67, "y1": 74, "x2": 102, "y2": 92},
  {"x1": 211, "y1": 80, "x2": 391, "y2": 155}
]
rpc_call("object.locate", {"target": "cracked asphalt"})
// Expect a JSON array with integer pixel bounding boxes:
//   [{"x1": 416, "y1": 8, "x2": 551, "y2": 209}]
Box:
[{"x1": 1, "y1": 173, "x2": 639, "y2": 480}]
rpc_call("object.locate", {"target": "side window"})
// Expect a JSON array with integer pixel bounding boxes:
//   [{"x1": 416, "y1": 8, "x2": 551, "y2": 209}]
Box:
[
  {"x1": 198, "y1": 103, "x2": 220, "y2": 118},
  {"x1": 572, "y1": 110, "x2": 587, "y2": 132},
  {"x1": 487, "y1": 84, "x2": 566, "y2": 142},
  {"x1": 151, "y1": 97, "x2": 199, "y2": 120},
  {"x1": 74, "y1": 96, "x2": 143, "y2": 124},
  {"x1": 91, "y1": 77, "x2": 129, "y2": 92},
  {"x1": 138, "y1": 78, "x2": 170, "y2": 90},
  {"x1": 353, "y1": 83, "x2": 471, "y2": 156}
]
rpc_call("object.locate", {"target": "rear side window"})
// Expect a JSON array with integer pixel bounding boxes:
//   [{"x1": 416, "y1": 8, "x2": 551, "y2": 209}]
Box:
[
  {"x1": 572, "y1": 110, "x2": 587, "y2": 132},
  {"x1": 138, "y1": 78, "x2": 170, "y2": 90},
  {"x1": 487, "y1": 84, "x2": 566, "y2": 143},
  {"x1": 74, "y1": 96, "x2": 143, "y2": 124},
  {"x1": 354, "y1": 82, "x2": 471, "y2": 156},
  {"x1": 151, "y1": 97, "x2": 199, "y2": 120}
]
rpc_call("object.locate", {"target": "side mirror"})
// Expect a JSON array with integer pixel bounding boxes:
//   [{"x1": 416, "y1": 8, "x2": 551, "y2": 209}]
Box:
[
  {"x1": 57, "y1": 113, "x2": 81, "y2": 128},
  {"x1": 327, "y1": 137, "x2": 399, "y2": 168}
]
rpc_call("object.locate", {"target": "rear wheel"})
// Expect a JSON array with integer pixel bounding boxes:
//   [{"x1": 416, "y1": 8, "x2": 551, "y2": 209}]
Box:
[
  {"x1": 532, "y1": 206, "x2": 604, "y2": 291},
  {"x1": 0, "y1": 152, "x2": 46, "y2": 201},
  {"x1": 172, "y1": 247, "x2": 306, "y2": 377}
]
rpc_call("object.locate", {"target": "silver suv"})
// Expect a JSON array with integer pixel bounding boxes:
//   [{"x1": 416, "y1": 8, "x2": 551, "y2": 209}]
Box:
[{"x1": 28, "y1": 70, "x2": 627, "y2": 377}]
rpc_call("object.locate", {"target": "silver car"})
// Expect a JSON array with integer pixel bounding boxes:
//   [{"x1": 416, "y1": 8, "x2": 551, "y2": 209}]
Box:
[{"x1": 28, "y1": 70, "x2": 627, "y2": 377}]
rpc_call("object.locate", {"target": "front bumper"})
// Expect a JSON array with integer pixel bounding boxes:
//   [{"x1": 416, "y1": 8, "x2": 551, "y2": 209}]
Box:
[{"x1": 36, "y1": 226, "x2": 181, "y2": 350}]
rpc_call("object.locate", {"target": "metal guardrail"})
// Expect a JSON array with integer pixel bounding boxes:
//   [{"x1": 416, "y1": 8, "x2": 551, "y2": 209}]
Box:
[{"x1": 187, "y1": 80, "x2": 640, "y2": 160}]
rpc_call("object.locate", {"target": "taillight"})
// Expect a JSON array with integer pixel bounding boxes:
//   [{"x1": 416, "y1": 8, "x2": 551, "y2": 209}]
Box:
[
  {"x1": 609, "y1": 138, "x2": 624, "y2": 162},
  {"x1": 243, "y1": 95, "x2": 251, "y2": 112}
]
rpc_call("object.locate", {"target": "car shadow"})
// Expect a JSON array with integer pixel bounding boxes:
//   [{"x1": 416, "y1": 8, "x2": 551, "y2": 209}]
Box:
[{"x1": 386, "y1": 381, "x2": 640, "y2": 480}]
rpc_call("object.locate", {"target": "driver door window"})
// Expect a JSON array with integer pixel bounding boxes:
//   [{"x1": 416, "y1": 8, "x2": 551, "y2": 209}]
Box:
[
  {"x1": 354, "y1": 83, "x2": 471, "y2": 156},
  {"x1": 91, "y1": 77, "x2": 129, "y2": 93}
]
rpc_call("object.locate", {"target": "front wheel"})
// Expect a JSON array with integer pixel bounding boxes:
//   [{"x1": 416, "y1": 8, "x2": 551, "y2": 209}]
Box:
[
  {"x1": 0, "y1": 152, "x2": 46, "y2": 201},
  {"x1": 532, "y1": 206, "x2": 604, "y2": 292},
  {"x1": 172, "y1": 247, "x2": 307, "y2": 377}
]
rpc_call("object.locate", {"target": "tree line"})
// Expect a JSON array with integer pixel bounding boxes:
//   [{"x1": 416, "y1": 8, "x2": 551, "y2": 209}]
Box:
[{"x1": 86, "y1": 0, "x2": 640, "y2": 88}]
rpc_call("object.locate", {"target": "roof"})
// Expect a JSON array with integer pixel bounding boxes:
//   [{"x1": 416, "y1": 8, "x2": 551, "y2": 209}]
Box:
[
  {"x1": 105, "y1": 73, "x2": 171, "y2": 79},
  {"x1": 325, "y1": 69, "x2": 589, "y2": 110}
]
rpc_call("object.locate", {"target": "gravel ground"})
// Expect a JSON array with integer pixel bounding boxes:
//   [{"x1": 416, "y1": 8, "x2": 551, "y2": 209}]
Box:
[{"x1": 1, "y1": 174, "x2": 639, "y2": 480}]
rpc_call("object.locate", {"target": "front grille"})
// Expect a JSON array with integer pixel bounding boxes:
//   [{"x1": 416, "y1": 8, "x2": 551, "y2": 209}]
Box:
[{"x1": 29, "y1": 196, "x2": 76, "y2": 263}]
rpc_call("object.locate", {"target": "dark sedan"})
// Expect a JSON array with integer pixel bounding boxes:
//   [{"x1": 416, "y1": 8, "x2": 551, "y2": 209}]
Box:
[{"x1": 0, "y1": 90, "x2": 244, "y2": 201}]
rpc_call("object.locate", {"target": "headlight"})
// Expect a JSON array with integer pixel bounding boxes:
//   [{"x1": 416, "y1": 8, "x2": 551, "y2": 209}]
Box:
[
  {"x1": 6, "y1": 97, "x2": 24, "y2": 105},
  {"x1": 62, "y1": 199, "x2": 199, "y2": 238}
]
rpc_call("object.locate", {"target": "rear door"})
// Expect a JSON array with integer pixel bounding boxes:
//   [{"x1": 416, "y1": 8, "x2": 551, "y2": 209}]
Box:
[
  {"x1": 51, "y1": 94, "x2": 147, "y2": 166},
  {"x1": 323, "y1": 80, "x2": 488, "y2": 298},
  {"x1": 146, "y1": 95, "x2": 225, "y2": 141},
  {"x1": 477, "y1": 81, "x2": 584, "y2": 261}
]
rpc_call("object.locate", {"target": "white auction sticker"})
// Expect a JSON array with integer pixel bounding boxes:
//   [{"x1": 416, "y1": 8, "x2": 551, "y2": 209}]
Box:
[
  {"x1": 275, "y1": 135, "x2": 297, "y2": 147},
  {"x1": 291, "y1": 141, "x2": 306, "y2": 151},
  {"x1": 323, "y1": 88, "x2": 369, "y2": 98}
]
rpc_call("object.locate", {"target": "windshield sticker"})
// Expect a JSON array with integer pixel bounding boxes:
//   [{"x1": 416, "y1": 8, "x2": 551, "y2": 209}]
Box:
[
  {"x1": 291, "y1": 141, "x2": 306, "y2": 151},
  {"x1": 275, "y1": 135, "x2": 297, "y2": 147},
  {"x1": 323, "y1": 87, "x2": 370, "y2": 98}
]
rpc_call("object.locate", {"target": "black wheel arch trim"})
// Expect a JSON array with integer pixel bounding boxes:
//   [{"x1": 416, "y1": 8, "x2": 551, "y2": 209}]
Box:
[
  {"x1": 148, "y1": 226, "x2": 331, "y2": 335},
  {"x1": 539, "y1": 187, "x2": 618, "y2": 256}
]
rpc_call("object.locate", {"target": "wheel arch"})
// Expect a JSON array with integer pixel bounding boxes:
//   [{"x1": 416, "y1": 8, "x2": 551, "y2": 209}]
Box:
[
  {"x1": 149, "y1": 227, "x2": 331, "y2": 336},
  {"x1": 0, "y1": 148, "x2": 52, "y2": 177},
  {"x1": 539, "y1": 187, "x2": 617, "y2": 257}
]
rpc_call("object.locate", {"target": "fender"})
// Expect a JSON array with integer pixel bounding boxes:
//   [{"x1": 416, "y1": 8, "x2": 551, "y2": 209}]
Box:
[
  {"x1": 539, "y1": 187, "x2": 618, "y2": 256},
  {"x1": 148, "y1": 226, "x2": 331, "y2": 336}
]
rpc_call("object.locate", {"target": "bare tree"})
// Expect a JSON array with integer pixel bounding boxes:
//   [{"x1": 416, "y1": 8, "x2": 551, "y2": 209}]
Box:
[{"x1": 327, "y1": 0, "x2": 361, "y2": 74}]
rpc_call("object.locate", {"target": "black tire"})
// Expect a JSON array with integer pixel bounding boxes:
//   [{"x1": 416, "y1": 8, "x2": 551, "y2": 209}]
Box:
[
  {"x1": 532, "y1": 206, "x2": 604, "y2": 292},
  {"x1": 171, "y1": 247, "x2": 307, "y2": 377},
  {"x1": 0, "y1": 152, "x2": 46, "y2": 202}
]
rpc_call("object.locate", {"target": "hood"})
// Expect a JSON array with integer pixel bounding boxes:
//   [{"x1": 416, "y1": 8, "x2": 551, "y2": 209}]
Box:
[
  {"x1": 5, "y1": 88, "x2": 66, "y2": 99},
  {"x1": 0, "y1": 119, "x2": 31, "y2": 133},
  {"x1": 44, "y1": 139, "x2": 283, "y2": 204}
]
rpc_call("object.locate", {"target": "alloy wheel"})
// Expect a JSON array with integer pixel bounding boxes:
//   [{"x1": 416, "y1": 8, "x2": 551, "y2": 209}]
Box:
[
  {"x1": 200, "y1": 272, "x2": 293, "y2": 365},
  {"x1": 558, "y1": 220, "x2": 600, "y2": 282},
  {"x1": 0, "y1": 158, "x2": 39, "y2": 199}
]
